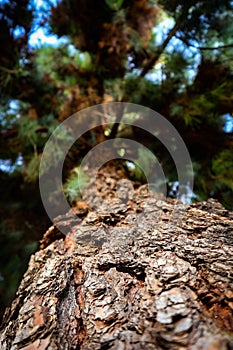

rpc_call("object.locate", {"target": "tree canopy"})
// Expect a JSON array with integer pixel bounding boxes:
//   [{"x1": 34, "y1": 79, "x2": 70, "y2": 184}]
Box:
[{"x1": 0, "y1": 0, "x2": 232, "y2": 318}]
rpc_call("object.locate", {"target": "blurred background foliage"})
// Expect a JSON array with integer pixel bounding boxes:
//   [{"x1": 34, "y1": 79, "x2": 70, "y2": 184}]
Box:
[{"x1": 0, "y1": 0, "x2": 232, "y2": 319}]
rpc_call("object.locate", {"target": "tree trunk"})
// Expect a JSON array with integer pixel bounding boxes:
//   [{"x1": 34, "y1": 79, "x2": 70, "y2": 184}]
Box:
[{"x1": 1, "y1": 165, "x2": 233, "y2": 349}]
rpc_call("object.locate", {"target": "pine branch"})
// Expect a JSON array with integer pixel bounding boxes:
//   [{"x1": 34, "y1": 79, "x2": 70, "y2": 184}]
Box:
[
  {"x1": 176, "y1": 35, "x2": 233, "y2": 51},
  {"x1": 199, "y1": 43, "x2": 233, "y2": 50},
  {"x1": 0, "y1": 66, "x2": 21, "y2": 74},
  {"x1": 140, "y1": 22, "x2": 180, "y2": 77}
]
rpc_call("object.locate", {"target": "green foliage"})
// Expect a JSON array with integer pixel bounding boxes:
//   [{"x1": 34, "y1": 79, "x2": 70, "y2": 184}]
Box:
[
  {"x1": 0, "y1": 226, "x2": 38, "y2": 309},
  {"x1": 212, "y1": 149, "x2": 233, "y2": 191},
  {"x1": 126, "y1": 147, "x2": 155, "y2": 183},
  {"x1": 0, "y1": 170, "x2": 49, "y2": 318},
  {"x1": 125, "y1": 147, "x2": 169, "y2": 195},
  {"x1": 74, "y1": 51, "x2": 92, "y2": 70},
  {"x1": 17, "y1": 118, "x2": 39, "y2": 150},
  {"x1": 124, "y1": 76, "x2": 162, "y2": 106},
  {"x1": 105, "y1": 0, "x2": 124, "y2": 11},
  {"x1": 63, "y1": 167, "x2": 89, "y2": 203},
  {"x1": 134, "y1": 148, "x2": 157, "y2": 180},
  {"x1": 24, "y1": 154, "x2": 42, "y2": 182},
  {"x1": 163, "y1": 51, "x2": 190, "y2": 86}
]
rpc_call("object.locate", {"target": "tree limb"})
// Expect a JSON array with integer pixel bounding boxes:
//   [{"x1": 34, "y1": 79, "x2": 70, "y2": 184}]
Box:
[
  {"x1": 0, "y1": 66, "x2": 21, "y2": 74},
  {"x1": 176, "y1": 35, "x2": 233, "y2": 51},
  {"x1": 108, "y1": 22, "x2": 180, "y2": 139},
  {"x1": 140, "y1": 21, "x2": 180, "y2": 77}
]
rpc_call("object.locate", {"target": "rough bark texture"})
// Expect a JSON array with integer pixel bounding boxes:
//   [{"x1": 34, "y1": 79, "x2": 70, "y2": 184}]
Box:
[{"x1": 1, "y1": 164, "x2": 233, "y2": 349}]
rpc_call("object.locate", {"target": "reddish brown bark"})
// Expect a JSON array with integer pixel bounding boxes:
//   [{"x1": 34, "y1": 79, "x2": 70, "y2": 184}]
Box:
[{"x1": 1, "y1": 165, "x2": 233, "y2": 349}]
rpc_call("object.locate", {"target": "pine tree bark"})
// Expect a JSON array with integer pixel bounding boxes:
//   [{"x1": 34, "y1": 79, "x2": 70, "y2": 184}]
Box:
[{"x1": 1, "y1": 166, "x2": 233, "y2": 349}]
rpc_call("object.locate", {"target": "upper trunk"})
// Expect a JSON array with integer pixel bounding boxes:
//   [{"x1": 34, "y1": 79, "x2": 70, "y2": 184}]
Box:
[{"x1": 1, "y1": 164, "x2": 233, "y2": 349}]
